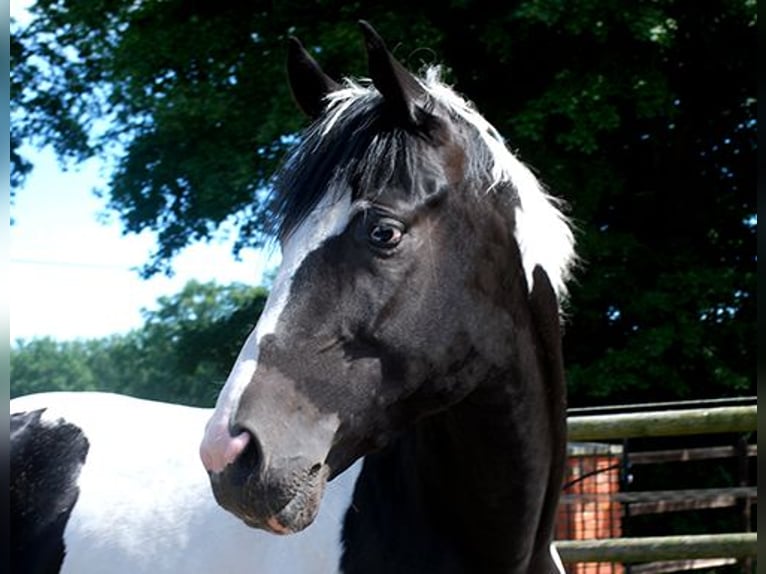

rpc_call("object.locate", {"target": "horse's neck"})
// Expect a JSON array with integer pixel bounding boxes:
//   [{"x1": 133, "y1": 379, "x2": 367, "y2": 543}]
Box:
[
  {"x1": 342, "y1": 368, "x2": 564, "y2": 574},
  {"x1": 419, "y1": 370, "x2": 562, "y2": 573}
]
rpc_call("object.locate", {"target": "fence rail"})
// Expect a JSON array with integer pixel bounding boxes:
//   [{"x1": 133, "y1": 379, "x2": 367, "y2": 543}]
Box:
[
  {"x1": 628, "y1": 444, "x2": 757, "y2": 465},
  {"x1": 557, "y1": 533, "x2": 757, "y2": 563},
  {"x1": 567, "y1": 405, "x2": 757, "y2": 441},
  {"x1": 561, "y1": 486, "x2": 758, "y2": 505}
]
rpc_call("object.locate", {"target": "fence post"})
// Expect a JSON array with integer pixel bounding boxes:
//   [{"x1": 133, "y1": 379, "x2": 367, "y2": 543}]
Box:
[
  {"x1": 620, "y1": 437, "x2": 632, "y2": 574},
  {"x1": 735, "y1": 435, "x2": 753, "y2": 574}
]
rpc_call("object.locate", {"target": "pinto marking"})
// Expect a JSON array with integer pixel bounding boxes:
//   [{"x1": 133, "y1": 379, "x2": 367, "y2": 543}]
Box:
[
  {"x1": 11, "y1": 392, "x2": 362, "y2": 574},
  {"x1": 11, "y1": 23, "x2": 574, "y2": 574}
]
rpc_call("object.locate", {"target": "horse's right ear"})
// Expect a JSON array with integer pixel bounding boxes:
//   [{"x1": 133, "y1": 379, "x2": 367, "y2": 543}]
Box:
[
  {"x1": 287, "y1": 36, "x2": 341, "y2": 119},
  {"x1": 358, "y1": 20, "x2": 429, "y2": 129}
]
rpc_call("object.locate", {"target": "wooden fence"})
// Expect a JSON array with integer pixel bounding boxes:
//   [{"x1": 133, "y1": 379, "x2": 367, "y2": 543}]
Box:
[{"x1": 555, "y1": 401, "x2": 757, "y2": 573}]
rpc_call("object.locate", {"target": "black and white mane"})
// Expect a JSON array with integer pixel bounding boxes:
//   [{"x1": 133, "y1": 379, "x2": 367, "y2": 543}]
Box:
[{"x1": 277, "y1": 67, "x2": 574, "y2": 298}]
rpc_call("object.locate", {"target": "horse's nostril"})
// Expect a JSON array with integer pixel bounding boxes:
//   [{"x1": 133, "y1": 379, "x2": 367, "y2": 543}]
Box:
[{"x1": 227, "y1": 427, "x2": 264, "y2": 485}]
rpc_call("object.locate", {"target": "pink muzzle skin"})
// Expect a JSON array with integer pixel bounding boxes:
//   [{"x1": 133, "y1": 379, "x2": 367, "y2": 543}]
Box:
[{"x1": 199, "y1": 415, "x2": 251, "y2": 474}]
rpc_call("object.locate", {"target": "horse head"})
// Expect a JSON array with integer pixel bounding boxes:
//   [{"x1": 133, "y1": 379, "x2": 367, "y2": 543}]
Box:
[{"x1": 199, "y1": 22, "x2": 574, "y2": 537}]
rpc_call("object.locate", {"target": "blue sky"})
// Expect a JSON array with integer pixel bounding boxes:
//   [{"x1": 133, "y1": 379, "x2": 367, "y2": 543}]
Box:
[{"x1": 10, "y1": 146, "x2": 278, "y2": 342}]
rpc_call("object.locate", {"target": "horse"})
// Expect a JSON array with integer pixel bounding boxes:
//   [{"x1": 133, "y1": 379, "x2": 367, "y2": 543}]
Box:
[{"x1": 9, "y1": 21, "x2": 575, "y2": 574}]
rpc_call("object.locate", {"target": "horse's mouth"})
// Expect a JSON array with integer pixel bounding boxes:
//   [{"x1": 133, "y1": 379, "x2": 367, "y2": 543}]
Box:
[
  {"x1": 211, "y1": 461, "x2": 330, "y2": 534},
  {"x1": 246, "y1": 480, "x2": 326, "y2": 534}
]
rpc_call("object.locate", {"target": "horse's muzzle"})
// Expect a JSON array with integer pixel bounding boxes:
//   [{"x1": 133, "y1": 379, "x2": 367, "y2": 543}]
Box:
[
  {"x1": 202, "y1": 364, "x2": 342, "y2": 532},
  {"x1": 208, "y1": 439, "x2": 331, "y2": 534}
]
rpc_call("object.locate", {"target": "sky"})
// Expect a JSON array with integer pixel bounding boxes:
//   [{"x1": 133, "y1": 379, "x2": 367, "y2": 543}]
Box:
[{"x1": 10, "y1": 147, "x2": 278, "y2": 343}]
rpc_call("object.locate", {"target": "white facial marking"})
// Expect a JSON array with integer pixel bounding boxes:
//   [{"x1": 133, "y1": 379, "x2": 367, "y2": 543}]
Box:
[{"x1": 200, "y1": 190, "x2": 353, "y2": 473}]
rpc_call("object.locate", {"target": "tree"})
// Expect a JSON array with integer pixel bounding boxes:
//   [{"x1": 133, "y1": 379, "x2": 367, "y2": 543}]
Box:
[
  {"x1": 11, "y1": 2, "x2": 756, "y2": 404},
  {"x1": 11, "y1": 281, "x2": 268, "y2": 406},
  {"x1": 11, "y1": 338, "x2": 100, "y2": 396},
  {"x1": 133, "y1": 280, "x2": 268, "y2": 405}
]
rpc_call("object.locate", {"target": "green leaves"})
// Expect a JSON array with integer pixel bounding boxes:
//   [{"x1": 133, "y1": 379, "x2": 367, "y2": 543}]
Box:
[
  {"x1": 11, "y1": 1, "x2": 755, "y2": 404},
  {"x1": 11, "y1": 281, "x2": 268, "y2": 406}
]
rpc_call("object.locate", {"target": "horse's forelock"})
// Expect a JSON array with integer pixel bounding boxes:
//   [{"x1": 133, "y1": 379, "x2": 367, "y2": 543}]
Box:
[{"x1": 274, "y1": 85, "x2": 428, "y2": 240}]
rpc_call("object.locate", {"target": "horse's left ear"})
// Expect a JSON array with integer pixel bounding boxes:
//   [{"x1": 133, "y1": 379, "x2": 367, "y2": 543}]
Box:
[
  {"x1": 287, "y1": 36, "x2": 341, "y2": 119},
  {"x1": 358, "y1": 20, "x2": 430, "y2": 129}
]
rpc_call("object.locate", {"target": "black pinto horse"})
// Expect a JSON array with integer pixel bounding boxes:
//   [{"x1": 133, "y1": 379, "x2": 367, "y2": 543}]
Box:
[
  {"x1": 9, "y1": 22, "x2": 575, "y2": 574},
  {"x1": 200, "y1": 22, "x2": 575, "y2": 574}
]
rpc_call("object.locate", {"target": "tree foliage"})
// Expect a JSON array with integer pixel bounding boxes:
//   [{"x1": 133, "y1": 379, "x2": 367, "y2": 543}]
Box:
[
  {"x1": 11, "y1": 281, "x2": 268, "y2": 406},
  {"x1": 11, "y1": 1, "x2": 756, "y2": 405}
]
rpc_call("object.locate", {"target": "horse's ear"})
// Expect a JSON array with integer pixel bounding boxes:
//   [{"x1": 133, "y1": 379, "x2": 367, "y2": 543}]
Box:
[
  {"x1": 358, "y1": 20, "x2": 429, "y2": 128},
  {"x1": 287, "y1": 36, "x2": 341, "y2": 119}
]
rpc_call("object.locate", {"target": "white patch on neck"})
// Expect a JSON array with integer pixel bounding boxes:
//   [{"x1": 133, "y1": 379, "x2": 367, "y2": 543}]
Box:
[
  {"x1": 421, "y1": 69, "x2": 575, "y2": 300},
  {"x1": 200, "y1": 190, "x2": 353, "y2": 473}
]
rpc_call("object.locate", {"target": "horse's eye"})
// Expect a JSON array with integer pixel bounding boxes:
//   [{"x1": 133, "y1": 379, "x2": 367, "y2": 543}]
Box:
[{"x1": 368, "y1": 221, "x2": 403, "y2": 249}]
